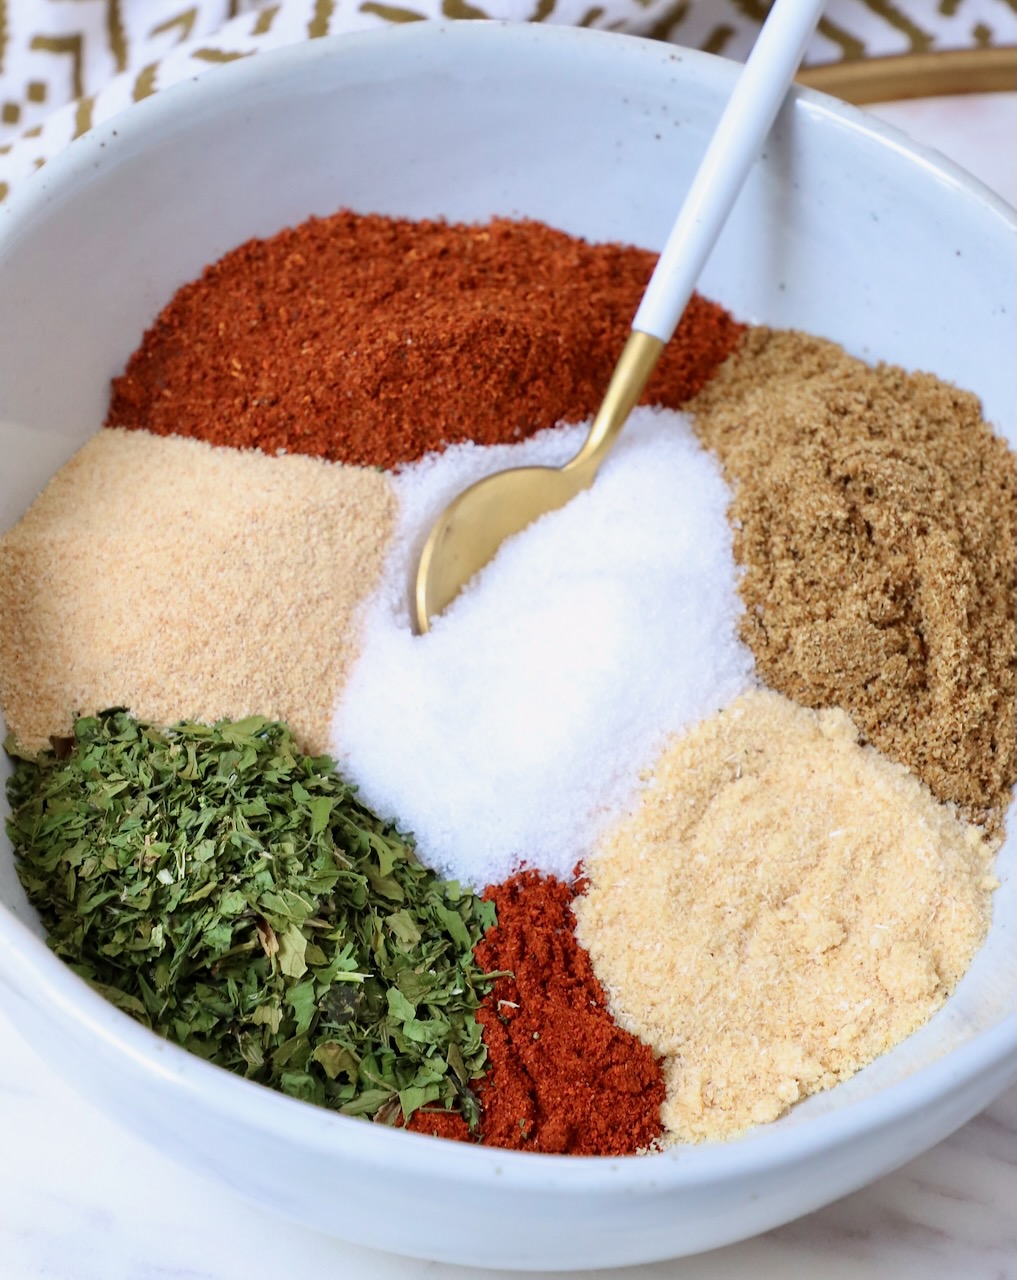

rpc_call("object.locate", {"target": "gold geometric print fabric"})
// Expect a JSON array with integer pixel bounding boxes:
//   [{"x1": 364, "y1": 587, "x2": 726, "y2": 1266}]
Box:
[
  {"x1": 0, "y1": 0, "x2": 254, "y2": 137},
  {"x1": 1, "y1": 0, "x2": 1015, "y2": 203},
  {"x1": 657, "y1": 0, "x2": 1017, "y2": 61}
]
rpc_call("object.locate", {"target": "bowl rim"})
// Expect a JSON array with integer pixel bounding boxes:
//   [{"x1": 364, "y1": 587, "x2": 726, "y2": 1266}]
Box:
[
  {"x1": 3, "y1": 901, "x2": 1015, "y2": 1187},
  {"x1": 1, "y1": 18, "x2": 1015, "y2": 1190},
  {"x1": 2, "y1": 20, "x2": 1015, "y2": 238}
]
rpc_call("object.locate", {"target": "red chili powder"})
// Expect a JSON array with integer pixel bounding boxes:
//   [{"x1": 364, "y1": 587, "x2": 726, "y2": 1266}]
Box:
[
  {"x1": 108, "y1": 212, "x2": 744, "y2": 470},
  {"x1": 405, "y1": 1108, "x2": 474, "y2": 1143},
  {"x1": 408, "y1": 870, "x2": 665, "y2": 1156}
]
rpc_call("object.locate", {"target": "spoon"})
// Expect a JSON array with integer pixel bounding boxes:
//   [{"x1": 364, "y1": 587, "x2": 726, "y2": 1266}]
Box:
[{"x1": 414, "y1": 0, "x2": 827, "y2": 633}]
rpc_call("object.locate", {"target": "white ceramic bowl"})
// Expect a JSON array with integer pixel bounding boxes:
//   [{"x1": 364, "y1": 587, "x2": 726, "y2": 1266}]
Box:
[{"x1": 0, "y1": 21, "x2": 1014, "y2": 1272}]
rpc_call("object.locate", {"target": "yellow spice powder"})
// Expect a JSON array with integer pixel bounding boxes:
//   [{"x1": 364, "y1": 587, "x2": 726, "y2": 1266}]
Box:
[
  {"x1": 0, "y1": 428, "x2": 396, "y2": 754},
  {"x1": 573, "y1": 689, "x2": 998, "y2": 1144}
]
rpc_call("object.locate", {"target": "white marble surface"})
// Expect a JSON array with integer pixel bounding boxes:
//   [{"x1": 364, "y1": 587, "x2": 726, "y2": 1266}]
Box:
[{"x1": 1, "y1": 89, "x2": 1015, "y2": 1280}]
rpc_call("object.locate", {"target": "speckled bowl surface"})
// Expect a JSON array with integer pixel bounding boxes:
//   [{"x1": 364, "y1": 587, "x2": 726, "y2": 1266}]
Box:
[{"x1": 0, "y1": 21, "x2": 1014, "y2": 1271}]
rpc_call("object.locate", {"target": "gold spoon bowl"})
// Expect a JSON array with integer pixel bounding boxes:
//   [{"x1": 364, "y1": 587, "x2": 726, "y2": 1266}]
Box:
[
  {"x1": 413, "y1": 332, "x2": 662, "y2": 631},
  {"x1": 412, "y1": 0, "x2": 827, "y2": 633}
]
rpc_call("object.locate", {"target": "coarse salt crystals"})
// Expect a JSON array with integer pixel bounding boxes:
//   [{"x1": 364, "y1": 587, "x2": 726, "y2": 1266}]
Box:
[{"x1": 331, "y1": 407, "x2": 754, "y2": 888}]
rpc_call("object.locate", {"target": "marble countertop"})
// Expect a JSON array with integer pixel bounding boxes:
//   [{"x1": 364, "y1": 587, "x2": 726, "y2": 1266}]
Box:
[{"x1": 2, "y1": 89, "x2": 1015, "y2": 1280}]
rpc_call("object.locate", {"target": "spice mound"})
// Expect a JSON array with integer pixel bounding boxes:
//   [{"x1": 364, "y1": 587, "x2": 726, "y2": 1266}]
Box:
[
  {"x1": 473, "y1": 871, "x2": 664, "y2": 1155},
  {"x1": 107, "y1": 212, "x2": 745, "y2": 469},
  {"x1": 0, "y1": 428, "x2": 395, "y2": 756},
  {"x1": 8, "y1": 711, "x2": 494, "y2": 1128},
  {"x1": 690, "y1": 328, "x2": 1017, "y2": 832},
  {"x1": 333, "y1": 407, "x2": 754, "y2": 887},
  {"x1": 574, "y1": 689, "x2": 998, "y2": 1144},
  {"x1": 410, "y1": 871, "x2": 666, "y2": 1154}
]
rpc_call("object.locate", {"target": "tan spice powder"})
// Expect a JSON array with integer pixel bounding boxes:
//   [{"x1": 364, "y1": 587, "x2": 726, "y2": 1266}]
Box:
[
  {"x1": 0, "y1": 428, "x2": 395, "y2": 754},
  {"x1": 573, "y1": 689, "x2": 998, "y2": 1145},
  {"x1": 689, "y1": 328, "x2": 1017, "y2": 832}
]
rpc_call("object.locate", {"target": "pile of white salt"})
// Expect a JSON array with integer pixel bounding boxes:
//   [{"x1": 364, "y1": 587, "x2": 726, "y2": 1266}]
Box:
[{"x1": 331, "y1": 407, "x2": 755, "y2": 887}]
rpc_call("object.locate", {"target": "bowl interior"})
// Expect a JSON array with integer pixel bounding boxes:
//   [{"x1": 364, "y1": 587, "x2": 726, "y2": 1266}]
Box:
[{"x1": 0, "y1": 18, "x2": 1014, "y2": 1254}]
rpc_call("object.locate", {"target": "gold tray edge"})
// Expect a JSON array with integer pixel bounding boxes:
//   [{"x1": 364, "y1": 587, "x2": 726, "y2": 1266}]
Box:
[{"x1": 796, "y1": 47, "x2": 1017, "y2": 105}]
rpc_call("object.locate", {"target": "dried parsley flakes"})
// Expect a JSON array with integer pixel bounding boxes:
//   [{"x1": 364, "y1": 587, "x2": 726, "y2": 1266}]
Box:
[{"x1": 6, "y1": 711, "x2": 495, "y2": 1127}]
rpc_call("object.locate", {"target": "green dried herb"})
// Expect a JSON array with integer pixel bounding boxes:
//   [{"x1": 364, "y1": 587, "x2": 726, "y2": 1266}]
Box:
[{"x1": 6, "y1": 711, "x2": 496, "y2": 1127}]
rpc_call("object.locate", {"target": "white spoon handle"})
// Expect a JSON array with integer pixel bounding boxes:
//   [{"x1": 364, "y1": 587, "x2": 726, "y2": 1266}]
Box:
[{"x1": 633, "y1": 0, "x2": 827, "y2": 342}]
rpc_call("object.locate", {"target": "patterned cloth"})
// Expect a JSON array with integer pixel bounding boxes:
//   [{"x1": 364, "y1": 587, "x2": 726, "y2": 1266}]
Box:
[{"x1": 1, "y1": 0, "x2": 1015, "y2": 201}]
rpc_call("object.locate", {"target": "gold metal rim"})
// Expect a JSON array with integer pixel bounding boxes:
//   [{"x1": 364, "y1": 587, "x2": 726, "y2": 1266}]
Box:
[{"x1": 796, "y1": 46, "x2": 1017, "y2": 105}]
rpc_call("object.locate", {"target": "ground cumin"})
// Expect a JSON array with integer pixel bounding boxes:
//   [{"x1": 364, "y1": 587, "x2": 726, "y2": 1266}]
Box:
[
  {"x1": 689, "y1": 328, "x2": 1017, "y2": 831},
  {"x1": 410, "y1": 870, "x2": 665, "y2": 1155},
  {"x1": 0, "y1": 429, "x2": 394, "y2": 754},
  {"x1": 574, "y1": 689, "x2": 998, "y2": 1145},
  {"x1": 107, "y1": 212, "x2": 745, "y2": 469}
]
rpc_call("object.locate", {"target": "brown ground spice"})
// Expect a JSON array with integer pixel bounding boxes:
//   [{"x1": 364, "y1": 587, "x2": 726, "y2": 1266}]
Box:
[
  {"x1": 689, "y1": 328, "x2": 1017, "y2": 831},
  {"x1": 107, "y1": 212, "x2": 745, "y2": 469},
  {"x1": 409, "y1": 870, "x2": 665, "y2": 1154}
]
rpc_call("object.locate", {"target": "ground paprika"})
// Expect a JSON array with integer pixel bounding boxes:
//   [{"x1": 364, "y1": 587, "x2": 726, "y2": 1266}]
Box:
[
  {"x1": 108, "y1": 212, "x2": 744, "y2": 469},
  {"x1": 409, "y1": 870, "x2": 665, "y2": 1156}
]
